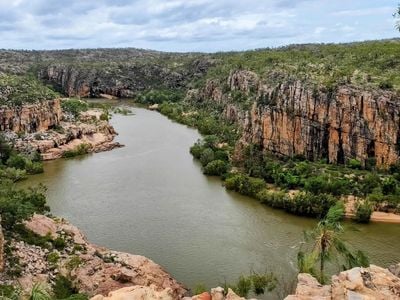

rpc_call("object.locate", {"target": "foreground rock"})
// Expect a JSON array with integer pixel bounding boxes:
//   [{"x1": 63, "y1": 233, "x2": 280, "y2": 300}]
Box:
[
  {"x1": 285, "y1": 264, "x2": 400, "y2": 299},
  {"x1": 91, "y1": 286, "x2": 246, "y2": 300},
  {"x1": 12, "y1": 214, "x2": 187, "y2": 298}
]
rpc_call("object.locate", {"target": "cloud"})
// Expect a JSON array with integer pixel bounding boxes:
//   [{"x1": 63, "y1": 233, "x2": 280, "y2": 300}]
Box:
[{"x1": 0, "y1": 0, "x2": 397, "y2": 51}]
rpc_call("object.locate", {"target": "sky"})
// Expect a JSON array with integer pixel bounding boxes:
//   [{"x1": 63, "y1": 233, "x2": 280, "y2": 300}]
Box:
[{"x1": 0, "y1": 0, "x2": 398, "y2": 52}]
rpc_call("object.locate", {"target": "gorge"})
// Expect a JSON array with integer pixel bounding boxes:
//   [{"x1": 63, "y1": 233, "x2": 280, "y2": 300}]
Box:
[{"x1": 1, "y1": 40, "x2": 400, "y2": 299}]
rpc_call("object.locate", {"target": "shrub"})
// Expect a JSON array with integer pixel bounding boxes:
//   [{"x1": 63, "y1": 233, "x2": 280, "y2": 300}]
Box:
[
  {"x1": 378, "y1": 80, "x2": 393, "y2": 89},
  {"x1": 234, "y1": 276, "x2": 252, "y2": 298},
  {"x1": 53, "y1": 237, "x2": 66, "y2": 250},
  {"x1": 47, "y1": 252, "x2": 60, "y2": 265},
  {"x1": 203, "y1": 160, "x2": 228, "y2": 176},
  {"x1": 381, "y1": 177, "x2": 398, "y2": 195},
  {"x1": 193, "y1": 284, "x2": 207, "y2": 295},
  {"x1": 250, "y1": 273, "x2": 277, "y2": 295},
  {"x1": 0, "y1": 181, "x2": 48, "y2": 230},
  {"x1": 62, "y1": 144, "x2": 91, "y2": 158},
  {"x1": 225, "y1": 174, "x2": 265, "y2": 197},
  {"x1": 66, "y1": 256, "x2": 82, "y2": 271},
  {"x1": 189, "y1": 142, "x2": 204, "y2": 159},
  {"x1": 348, "y1": 159, "x2": 362, "y2": 170},
  {"x1": 6, "y1": 154, "x2": 26, "y2": 170},
  {"x1": 53, "y1": 275, "x2": 78, "y2": 299},
  {"x1": 199, "y1": 148, "x2": 215, "y2": 167},
  {"x1": 354, "y1": 201, "x2": 373, "y2": 223},
  {"x1": 289, "y1": 192, "x2": 337, "y2": 218},
  {"x1": 256, "y1": 190, "x2": 288, "y2": 208},
  {"x1": 100, "y1": 112, "x2": 109, "y2": 121},
  {"x1": 61, "y1": 99, "x2": 88, "y2": 117}
]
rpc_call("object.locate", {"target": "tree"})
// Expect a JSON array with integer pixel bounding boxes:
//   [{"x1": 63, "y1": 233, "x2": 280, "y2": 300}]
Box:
[
  {"x1": 298, "y1": 203, "x2": 369, "y2": 283},
  {"x1": 395, "y1": 4, "x2": 400, "y2": 31}
]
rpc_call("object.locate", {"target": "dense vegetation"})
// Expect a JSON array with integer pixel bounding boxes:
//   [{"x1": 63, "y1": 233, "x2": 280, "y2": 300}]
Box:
[
  {"x1": 0, "y1": 135, "x2": 88, "y2": 299},
  {"x1": 0, "y1": 74, "x2": 58, "y2": 106},
  {"x1": 156, "y1": 97, "x2": 400, "y2": 223},
  {"x1": 204, "y1": 40, "x2": 400, "y2": 91}
]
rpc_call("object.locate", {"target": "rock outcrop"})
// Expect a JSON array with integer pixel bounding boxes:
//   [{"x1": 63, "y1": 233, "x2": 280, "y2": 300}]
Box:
[
  {"x1": 285, "y1": 264, "x2": 400, "y2": 299},
  {"x1": 0, "y1": 99, "x2": 61, "y2": 133},
  {"x1": 188, "y1": 70, "x2": 400, "y2": 168},
  {"x1": 4, "y1": 108, "x2": 122, "y2": 160},
  {"x1": 12, "y1": 214, "x2": 187, "y2": 298}
]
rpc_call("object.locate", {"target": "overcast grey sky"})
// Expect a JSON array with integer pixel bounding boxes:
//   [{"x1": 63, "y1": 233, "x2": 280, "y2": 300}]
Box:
[{"x1": 0, "y1": 0, "x2": 398, "y2": 51}]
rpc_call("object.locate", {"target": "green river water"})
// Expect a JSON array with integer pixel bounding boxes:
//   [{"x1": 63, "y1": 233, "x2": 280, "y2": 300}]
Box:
[{"x1": 22, "y1": 105, "x2": 400, "y2": 298}]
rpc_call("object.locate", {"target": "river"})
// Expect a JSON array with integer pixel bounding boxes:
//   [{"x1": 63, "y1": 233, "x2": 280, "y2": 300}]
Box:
[{"x1": 22, "y1": 105, "x2": 400, "y2": 298}]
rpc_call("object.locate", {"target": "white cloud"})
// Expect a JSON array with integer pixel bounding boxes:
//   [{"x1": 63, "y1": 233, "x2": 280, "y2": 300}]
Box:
[{"x1": 0, "y1": 0, "x2": 397, "y2": 51}]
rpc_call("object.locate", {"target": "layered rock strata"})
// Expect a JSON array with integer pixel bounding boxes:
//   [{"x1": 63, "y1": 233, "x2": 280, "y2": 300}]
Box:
[
  {"x1": 0, "y1": 99, "x2": 61, "y2": 133},
  {"x1": 187, "y1": 70, "x2": 400, "y2": 168}
]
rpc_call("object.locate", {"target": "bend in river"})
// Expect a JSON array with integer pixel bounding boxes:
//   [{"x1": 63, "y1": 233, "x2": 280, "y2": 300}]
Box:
[{"x1": 23, "y1": 105, "x2": 400, "y2": 298}]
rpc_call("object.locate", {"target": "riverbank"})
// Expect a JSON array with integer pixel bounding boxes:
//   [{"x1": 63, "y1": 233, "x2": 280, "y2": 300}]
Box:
[{"x1": 3, "y1": 214, "x2": 187, "y2": 298}]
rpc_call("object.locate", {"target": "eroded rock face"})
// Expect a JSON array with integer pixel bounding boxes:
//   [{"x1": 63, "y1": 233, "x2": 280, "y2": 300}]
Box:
[
  {"x1": 0, "y1": 99, "x2": 61, "y2": 133},
  {"x1": 18, "y1": 214, "x2": 187, "y2": 298},
  {"x1": 189, "y1": 70, "x2": 400, "y2": 168},
  {"x1": 38, "y1": 58, "x2": 213, "y2": 98},
  {"x1": 6, "y1": 108, "x2": 123, "y2": 160},
  {"x1": 285, "y1": 264, "x2": 400, "y2": 299}
]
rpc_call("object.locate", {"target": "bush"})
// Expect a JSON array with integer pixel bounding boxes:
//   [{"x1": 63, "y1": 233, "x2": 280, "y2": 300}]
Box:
[
  {"x1": 348, "y1": 159, "x2": 362, "y2": 170},
  {"x1": 256, "y1": 190, "x2": 288, "y2": 208},
  {"x1": 234, "y1": 276, "x2": 252, "y2": 298},
  {"x1": 225, "y1": 174, "x2": 265, "y2": 197},
  {"x1": 378, "y1": 80, "x2": 393, "y2": 89},
  {"x1": 61, "y1": 99, "x2": 88, "y2": 117},
  {"x1": 0, "y1": 181, "x2": 48, "y2": 230},
  {"x1": 203, "y1": 160, "x2": 228, "y2": 176},
  {"x1": 354, "y1": 201, "x2": 373, "y2": 223},
  {"x1": 190, "y1": 142, "x2": 204, "y2": 159},
  {"x1": 47, "y1": 252, "x2": 60, "y2": 265},
  {"x1": 381, "y1": 177, "x2": 398, "y2": 195},
  {"x1": 53, "y1": 276, "x2": 78, "y2": 299},
  {"x1": 62, "y1": 144, "x2": 91, "y2": 158},
  {"x1": 289, "y1": 192, "x2": 337, "y2": 217},
  {"x1": 199, "y1": 148, "x2": 215, "y2": 167},
  {"x1": 6, "y1": 154, "x2": 26, "y2": 170}
]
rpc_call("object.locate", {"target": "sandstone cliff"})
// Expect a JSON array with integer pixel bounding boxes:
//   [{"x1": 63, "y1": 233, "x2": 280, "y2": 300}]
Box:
[
  {"x1": 37, "y1": 57, "x2": 213, "y2": 98},
  {"x1": 187, "y1": 70, "x2": 400, "y2": 168},
  {"x1": 0, "y1": 99, "x2": 61, "y2": 133},
  {"x1": 1, "y1": 101, "x2": 122, "y2": 160}
]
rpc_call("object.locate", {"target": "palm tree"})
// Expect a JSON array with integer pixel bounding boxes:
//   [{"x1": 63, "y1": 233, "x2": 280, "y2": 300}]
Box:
[
  {"x1": 298, "y1": 202, "x2": 369, "y2": 284},
  {"x1": 29, "y1": 283, "x2": 51, "y2": 300}
]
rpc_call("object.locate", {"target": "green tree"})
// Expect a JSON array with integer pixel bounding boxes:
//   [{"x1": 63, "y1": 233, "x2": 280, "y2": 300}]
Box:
[{"x1": 298, "y1": 203, "x2": 369, "y2": 283}]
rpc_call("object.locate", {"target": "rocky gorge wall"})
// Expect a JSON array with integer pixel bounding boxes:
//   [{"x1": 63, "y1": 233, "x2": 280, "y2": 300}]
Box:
[
  {"x1": 0, "y1": 99, "x2": 61, "y2": 133},
  {"x1": 188, "y1": 70, "x2": 400, "y2": 168},
  {"x1": 38, "y1": 59, "x2": 212, "y2": 98}
]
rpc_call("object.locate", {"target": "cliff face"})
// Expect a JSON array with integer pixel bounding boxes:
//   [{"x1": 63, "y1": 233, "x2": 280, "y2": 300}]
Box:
[
  {"x1": 38, "y1": 59, "x2": 212, "y2": 98},
  {"x1": 0, "y1": 99, "x2": 61, "y2": 133},
  {"x1": 189, "y1": 70, "x2": 400, "y2": 168}
]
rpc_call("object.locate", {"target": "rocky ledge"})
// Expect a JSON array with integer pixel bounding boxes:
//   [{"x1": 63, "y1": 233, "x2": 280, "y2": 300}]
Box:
[
  {"x1": 5, "y1": 108, "x2": 123, "y2": 160},
  {"x1": 285, "y1": 264, "x2": 400, "y2": 299},
  {"x1": 7, "y1": 214, "x2": 187, "y2": 298}
]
